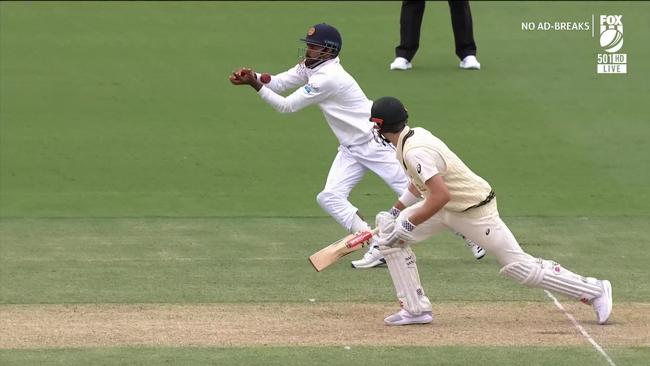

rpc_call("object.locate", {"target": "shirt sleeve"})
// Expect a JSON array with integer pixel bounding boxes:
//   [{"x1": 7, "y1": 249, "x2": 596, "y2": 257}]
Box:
[
  {"x1": 257, "y1": 73, "x2": 336, "y2": 114},
  {"x1": 260, "y1": 64, "x2": 308, "y2": 94},
  {"x1": 403, "y1": 148, "x2": 447, "y2": 182}
]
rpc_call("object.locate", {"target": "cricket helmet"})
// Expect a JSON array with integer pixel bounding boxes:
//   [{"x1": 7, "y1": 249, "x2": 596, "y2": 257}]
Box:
[
  {"x1": 370, "y1": 97, "x2": 409, "y2": 134},
  {"x1": 301, "y1": 23, "x2": 342, "y2": 55}
]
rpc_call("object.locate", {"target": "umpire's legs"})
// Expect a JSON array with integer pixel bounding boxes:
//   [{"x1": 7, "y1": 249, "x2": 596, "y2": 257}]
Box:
[
  {"x1": 448, "y1": 0, "x2": 477, "y2": 60},
  {"x1": 396, "y1": 0, "x2": 426, "y2": 61}
]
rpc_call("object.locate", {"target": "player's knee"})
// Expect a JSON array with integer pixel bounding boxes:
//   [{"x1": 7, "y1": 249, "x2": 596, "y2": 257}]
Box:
[
  {"x1": 316, "y1": 190, "x2": 340, "y2": 209},
  {"x1": 500, "y1": 258, "x2": 558, "y2": 287},
  {"x1": 316, "y1": 191, "x2": 360, "y2": 232},
  {"x1": 316, "y1": 191, "x2": 329, "y2": 209}
]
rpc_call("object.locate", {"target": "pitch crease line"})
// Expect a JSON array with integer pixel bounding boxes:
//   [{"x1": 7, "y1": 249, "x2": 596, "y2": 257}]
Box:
[{"x1": 544, "y1": 290, "x2": 616, "y2": 366}]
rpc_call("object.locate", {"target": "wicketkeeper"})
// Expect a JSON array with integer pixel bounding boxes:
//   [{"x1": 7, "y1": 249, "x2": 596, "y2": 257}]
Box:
[{"x1": 369, "y1": 96, "x2": 613, "y2": 326}]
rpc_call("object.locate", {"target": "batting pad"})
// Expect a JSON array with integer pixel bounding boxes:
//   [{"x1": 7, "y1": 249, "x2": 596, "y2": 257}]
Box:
[
  {"x1": 381, "y1": 247, "x2": 432, "y2": 315},
  {"x1": 500, "y1": 259, "x2": 603, "y2": 302}
]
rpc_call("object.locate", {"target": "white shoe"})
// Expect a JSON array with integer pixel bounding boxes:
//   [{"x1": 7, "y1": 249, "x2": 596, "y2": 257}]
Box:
[
  {"x1": 390, "y1": 57, "x2": 412, "y2": 70},
  {"x1": 351, "y1": 245, "x2": 386, "y2": 269},
  {"x1": 592, "y1": 280, "x2": 612, "y2": 325},
  {"x1": 467, "y1": 241, "x2": 486, "y2": 260},
  {"x1": 459, "y1": 55, "x2": 481, "y2": 70},
  {"x1": 455, "y1": 232, "x2": 486, "y2": 260},
  {"x1": 384, "y1": 309, "x2": 433, "y2": 326}
]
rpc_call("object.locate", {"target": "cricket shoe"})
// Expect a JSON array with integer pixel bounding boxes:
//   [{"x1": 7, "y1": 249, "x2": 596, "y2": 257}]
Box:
[
  {"x1": 455, "y1": 232, "x2": 486, "y2": 260},
  {"x1": 467, "y1": 241, "x2": 486, "y2": 260},
  {"x1": 390, "y1": 57, "x2": 412, "y2": 70},
  {"x1": 592, "y1": 280, "x2": 612, "y2": 325},
  {"x1": 459, "y1": 55, "x2": 481, "y2": 70},
  {"x1": 351, "y1": 244, "x2": 386, "y2": 269},
  {"x1": 384, "y1": 309, "x2": 433, "y2": 326}
]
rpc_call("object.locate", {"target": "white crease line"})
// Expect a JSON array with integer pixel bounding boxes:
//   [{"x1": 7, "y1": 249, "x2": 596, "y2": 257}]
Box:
[{"x1": 544, "y1": 290, "x2": 616, "y2": 366}]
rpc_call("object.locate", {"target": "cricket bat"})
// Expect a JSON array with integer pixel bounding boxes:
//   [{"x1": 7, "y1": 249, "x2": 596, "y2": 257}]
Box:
[{"x1": 309, "y1": 228, "x2": 379, "y2": 272}]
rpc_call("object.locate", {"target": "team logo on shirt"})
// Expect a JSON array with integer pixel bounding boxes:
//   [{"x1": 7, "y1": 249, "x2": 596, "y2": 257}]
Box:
[
  {"x1": 416, "y1": 163, "x2": 421, "y2": 174},
  {"x1": 303, "y1": 83, "x2": 319, "y2": 94}
]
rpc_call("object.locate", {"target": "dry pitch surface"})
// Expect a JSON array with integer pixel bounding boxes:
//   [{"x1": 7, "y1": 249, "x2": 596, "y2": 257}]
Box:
[{"x1": 2, "y1": 302, "x2": 648, "y2": 349}]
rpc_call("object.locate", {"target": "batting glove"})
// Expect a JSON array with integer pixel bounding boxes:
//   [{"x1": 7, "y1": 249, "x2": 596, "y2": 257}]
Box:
[
  {"x1": 378, "y1": 219, "x2": 416, "y2": 248},
  {"x1": 375, "y1": 211, "x2": 396, "y2": 236}
]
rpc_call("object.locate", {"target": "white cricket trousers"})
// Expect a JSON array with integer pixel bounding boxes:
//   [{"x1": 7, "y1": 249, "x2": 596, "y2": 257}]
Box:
[
  {"x1": 317, "y1": 138, "x2": 409, "y2": 233},
  {"x1": 401, "y1": 199, "x2": 532, "y2": 266}
]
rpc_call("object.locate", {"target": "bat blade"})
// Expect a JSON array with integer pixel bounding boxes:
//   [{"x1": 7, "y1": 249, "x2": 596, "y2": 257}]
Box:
[{"x1": 308, "y1": 228, "x2": 378, "y2": 272}]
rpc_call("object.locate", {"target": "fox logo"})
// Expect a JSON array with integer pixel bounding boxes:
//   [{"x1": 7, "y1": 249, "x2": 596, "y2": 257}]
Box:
[{"x1": 599, "y1": 15, "x2": 623, "y2": 53}]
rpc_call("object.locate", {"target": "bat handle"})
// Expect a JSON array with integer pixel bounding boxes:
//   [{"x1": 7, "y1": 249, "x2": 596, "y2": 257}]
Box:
[{"x1": 345, "y1": 228, "x2": 378, "y2": 248}]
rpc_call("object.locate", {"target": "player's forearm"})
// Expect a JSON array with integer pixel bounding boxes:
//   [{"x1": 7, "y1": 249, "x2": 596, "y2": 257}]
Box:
[
  {"x1": 407, "y1": 193, "x2": 448, "y2": 226},
  {"x1": 408, "y1": 176, "x2": 449, "y2": 225},
  {"x1": 249, "y1": 79, "x2": 263, "y2": 91},
  {"x1": 255, "y1": 72, "x2": 284, "y2": 93},
  {"x1": 258, "y1": 84, "x2": 319, "y2": 114},
  {"x1": 262, "y1": 67, "x2": 306, "y2": 93},
  {"x1": 257, "y1": 87, "x2": 298, "y2": 113},
  {"x1": 393, "y1": 200, "x2": 407, "y2": 211},
  {"x1": 394, "y1": 183, "x2": 421, "y2": 211}
]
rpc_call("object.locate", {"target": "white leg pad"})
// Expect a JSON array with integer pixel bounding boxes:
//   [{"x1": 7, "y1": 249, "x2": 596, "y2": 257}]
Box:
[
  {"x1": 381, "y1": 246, "x2": 432, "y2": 315},
  {"x1": 500, "y1": 258, "x2": 603, "y2": 302}
]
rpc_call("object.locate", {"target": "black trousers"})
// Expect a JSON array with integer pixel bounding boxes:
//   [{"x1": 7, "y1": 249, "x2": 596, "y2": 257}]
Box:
[{"x1": 395, "y1": 0, "x2": 477, "y2": 61}]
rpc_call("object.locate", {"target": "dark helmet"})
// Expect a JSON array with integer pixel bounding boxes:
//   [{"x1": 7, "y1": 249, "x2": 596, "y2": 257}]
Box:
[
  {"x1": 301, "y1": 23, "x2": 342, "y2": 56},
  {"x1": 370, "y1": 97, "x2": 409, "y2": 133}
]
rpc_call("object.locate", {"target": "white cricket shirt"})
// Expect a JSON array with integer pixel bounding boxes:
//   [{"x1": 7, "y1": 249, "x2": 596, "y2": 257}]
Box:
[{"x1": 257, "y1": 57, "x2": 374, "y2": 147}]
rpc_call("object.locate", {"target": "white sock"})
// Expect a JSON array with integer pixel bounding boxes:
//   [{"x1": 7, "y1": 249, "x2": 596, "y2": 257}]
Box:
[{"x1": 349, "y1": 214, "x2": 371, "y2": 234}]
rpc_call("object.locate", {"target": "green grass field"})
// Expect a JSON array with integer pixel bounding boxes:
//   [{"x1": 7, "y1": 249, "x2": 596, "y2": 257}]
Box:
[{"x1": 1, "y1": 1, "x2": 649, "y2": 365}]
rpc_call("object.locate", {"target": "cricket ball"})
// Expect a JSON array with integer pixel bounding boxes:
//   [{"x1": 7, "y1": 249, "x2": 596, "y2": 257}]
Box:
[{"x1": 260, "y1": 73, "x2": 271, "y2": 84}]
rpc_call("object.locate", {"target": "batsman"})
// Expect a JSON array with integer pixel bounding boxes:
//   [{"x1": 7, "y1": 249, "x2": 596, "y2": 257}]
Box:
[{"x1": 369, "y1": 96, "x2": 613, "y2": 326}]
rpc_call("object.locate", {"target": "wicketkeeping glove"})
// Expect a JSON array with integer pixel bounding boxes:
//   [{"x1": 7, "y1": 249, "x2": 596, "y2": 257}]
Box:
[{"x1": 378, "y1": 218, "x2": 416, "y2": 248}]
